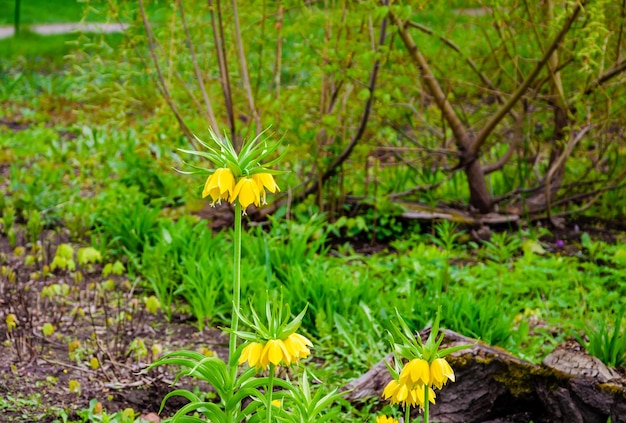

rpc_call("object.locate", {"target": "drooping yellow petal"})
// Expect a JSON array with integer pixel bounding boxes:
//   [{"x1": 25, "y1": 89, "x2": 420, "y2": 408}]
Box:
[
  {"x1": 202, "y1": 168, "x2": 236, "y2": 204},
  {"x1": 239, "y1": 342, "x2": 265, "y2": 369},
  {"x1": 252, "y1": 173, "x2": 280, "y2": 193},
  {"x1": 430, "y1": 358, "x2": 455, "y2": 389},
  {"x1": 215, "y1": 168, "x2": 235, "y2": 196},
  {"x1": 231, "y1": 177, "x2": 261, "y2": 209},
  {"x1": 262, "y1": 339, "x2": 291, "y2": 366},
  {"x1": 382, "y1": 380, "x2": 399, "y2": 400},
  {"x1": 252, "y1": 173, "x2": 279, "y2": 205},
  {"x1": 399, "y1": 358, "x2": 430, "y2": 386},
  {"x1": 284, "y1": 333, "x2": 312, "y2": 361},
  {"x1": 395, "y1": 382, "x2": 408, "y2": 402}
]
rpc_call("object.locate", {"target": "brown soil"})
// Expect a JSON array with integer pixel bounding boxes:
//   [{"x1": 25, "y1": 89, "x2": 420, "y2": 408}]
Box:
[{"x1": 0, "y1": 230, "x2": 228, "y2": 423}]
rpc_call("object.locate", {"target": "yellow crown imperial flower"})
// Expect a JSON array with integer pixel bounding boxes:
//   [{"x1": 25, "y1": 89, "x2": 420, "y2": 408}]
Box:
[
  {"x1": 382, "y1": 379, "x2": 409, "y2": 404},
  {"x1": 231, "y1": 177, "x2": 261, "y2": 209},
  {"x1": 262, "y1": 339, "x2": 292, "y2": 366},
  {"x1": 407, "y1": 384, "x2": 436, "y2": 408},
  {"x1": 399, "y1": 358, "x2": 430, "y2": 386},
  {"x1": 239, "y1": 333, "x2": 313, "y2": 370},
  {"x1": 283, "y1": 332, "x2": 313, "y2": 360},
  {"x1": 239, "y1": 341, "x2": 266, "y2": 369},
  {"x1": 252, "y1": 173, "x2": 280, "y2": 205},
  {"x1": 376, "y1": 416, "x2": 399, "y2": 423},
  {"x1": 202, "y1": 168, "x2": 235, "y2": 205},
  {"x1": 430, "y1": 357, "x2": 455, "y2": 389}
]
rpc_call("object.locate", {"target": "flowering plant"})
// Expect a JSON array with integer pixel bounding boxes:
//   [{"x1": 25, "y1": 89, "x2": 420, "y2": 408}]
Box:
[
  {"x1": 381, "y1": 308, "x2": 471, "y2": 423},
  {"x1": 149, "y1": 129, "x2": 342, "y2": 423}
]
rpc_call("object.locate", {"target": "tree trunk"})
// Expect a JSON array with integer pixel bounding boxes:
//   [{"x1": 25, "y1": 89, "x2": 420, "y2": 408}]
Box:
[
  {"x1": 465, "y1": 157, "x2": 492, "y2": 213},
  {"x1": 343, "y1": 329, "x2": 626, "y2": 423}
]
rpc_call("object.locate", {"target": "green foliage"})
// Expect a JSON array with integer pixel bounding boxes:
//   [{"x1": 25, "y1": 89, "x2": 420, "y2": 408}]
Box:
[
  {"x1": 75, "y1": 399, "x2": 139, "y2": 423},
  {"x1": 26, "y1": 210, "x2": 42, "y2": 245},
  {"x1": 577, "y1": 309, "x2": 626, "y2": 368},
  {"x1": 50, "y1": 244, "x2": 76, "y2": 271}
]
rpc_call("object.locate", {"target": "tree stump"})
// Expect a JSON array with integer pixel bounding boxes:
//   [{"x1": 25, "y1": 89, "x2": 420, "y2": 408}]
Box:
[{"x1": 343, "y1": 330, "x2": 626, "y2": 423}]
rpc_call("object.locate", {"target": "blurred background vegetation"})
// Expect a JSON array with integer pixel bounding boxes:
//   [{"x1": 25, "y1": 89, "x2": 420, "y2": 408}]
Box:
[
  {"x1": 2, "y1": 0, "x2": 625, "y2": 224},
  {"x1": 1, "y1": 2, "x2": 626, "y2": 420}
]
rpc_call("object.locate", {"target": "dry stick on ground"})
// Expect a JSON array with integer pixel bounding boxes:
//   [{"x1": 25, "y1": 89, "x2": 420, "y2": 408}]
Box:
[
  {"x1": 137, "y1": 0, "x2": 196, "y2": 148},
  {"x1": 208, "y1": 0, "x2": 236, "y2": 144},
  {"x1": 177, "y1": 0, "x2": 220, "y2": 135}
]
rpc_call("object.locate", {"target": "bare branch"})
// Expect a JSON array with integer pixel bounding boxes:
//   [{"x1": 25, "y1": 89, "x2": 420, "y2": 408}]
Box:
[
  {"x1": 469, "y1": 1, "x2": 585, "y2": 158},
  {"x1": 291, "y1": 11, "x2": 389, "y2": 205},
  {"x1": 585, "y1": 59, "x2": 626, "y2": 94},
  {"x1": 137, "y1": 0, "x2": 196, "y2": 147},
  {"x1": 208, "y1": 0, "x2": 236, "y2": 143},
  {"x1": 483, "y1": 111, "x2": 524, "y2": 175},
  {"x1": 390, "y1": 11, "x2": 472, "y2": 151},
  {"x1": 406, "y1": 20, "x2": 514, "y2": 116},
  {"x1": 232, "y1": 0, "x2": 261, "y2": 135},
  {"x1": 176, "y1": 0, "x2": 220, "y2": 135},
  {"x1": 544, "y1": 126, "x2": 591, "y2": 223}
]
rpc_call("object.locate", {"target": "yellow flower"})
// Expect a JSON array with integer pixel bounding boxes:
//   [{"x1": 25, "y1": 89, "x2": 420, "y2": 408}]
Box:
[
  {"x1": 202, "y1": 168, "x2": 235, "y2": 204},
  {"x1": 231, "y1": 177, "x2": 261, "y2": 209},
  {"x1": 382, "y1": 379, "x2": 409, "y2": 404},
  {"x1": 430, "y1": 358, "x2": 455, "y2": 389},
  {"x1": 262, "y1": 339, "x2": 292, "y2": 366},
  {"x1": 239, "y1": 333, "x2": 313, "y2": 370},
  {"x1": 399, "y1": 358, "x2": 430, "y2": 386},
  {"x1": 271, "y1": 399, "x2": 282, "y2": 408},
  {"x1": 407, "y1": 384, "x2": 436, "y2": 408},
  {"x1": 239, "y1": 342, "x2": 266, "y2": 369},
  {"x1": 283, "y1": 332, "x2": 312, "y2": 361},
  {"x1": 252, "y1": 173, "x2": 280, "y2": 205},
  {"x1": 376, "y1": 416, "x2": 399, "y2": 423}
]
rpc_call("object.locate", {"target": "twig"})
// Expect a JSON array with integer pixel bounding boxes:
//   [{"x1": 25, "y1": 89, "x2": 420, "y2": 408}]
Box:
[
  {"x1": 406, "y1": 21, "x2": 514, "y2": 117},
  {"x1": 300, "y1": 8, "x2": 388, "y2": 200},
  {"x1": 232, "y1": 0, "x2": 261, "y2": 136},
  {"x1": 545, "y1": 126, "x2": 591, "y2": 224},
  {"x1": 469, "y1": 1, "x2": 585, "y2": 158},
  {"x1": 137, "y1": 0, "x2": 196, "y2": 147},
  {"x1": 208, "y1": 0, "x2": 236, "y2": 143},
  {"x1": 177, "y1": 0, "x2": 220, "y2": 135}
]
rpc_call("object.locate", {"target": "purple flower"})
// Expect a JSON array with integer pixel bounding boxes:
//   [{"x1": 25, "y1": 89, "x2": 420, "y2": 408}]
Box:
[{"x1": 555, "y1": 240, "x2": 565, "y2": 248}]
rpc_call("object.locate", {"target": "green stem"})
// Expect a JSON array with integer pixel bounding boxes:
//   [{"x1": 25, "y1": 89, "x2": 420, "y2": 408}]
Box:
[
  {"x1": 229, "y1": 203, "x2": 242, "y2": 373},
  {"x1": 405, "y1": 405, "x2": 410, "y2": 423},
  {"x1": 423, "y1": 386, "x2": 429, "y2": 423},
  {"x1": 267, "y1": 364, "x2": 275, "y2": 423},
  {"x1": 14, "y1": 0, "x2": 20, "y2": 36}
]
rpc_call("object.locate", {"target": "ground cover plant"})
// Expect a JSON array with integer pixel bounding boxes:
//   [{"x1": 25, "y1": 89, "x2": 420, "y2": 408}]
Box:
[{"x1": 1, "y1": 1, "x2": 626, "y2": 422}]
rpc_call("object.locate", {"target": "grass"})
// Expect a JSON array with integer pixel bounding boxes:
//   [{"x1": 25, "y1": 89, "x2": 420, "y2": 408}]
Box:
[
  {"x1": 0, "y1": 3, "x2": 625, "y2": 421},
  {"x1": 0, "y1": 0, "x2": 97, "y2": 25}
]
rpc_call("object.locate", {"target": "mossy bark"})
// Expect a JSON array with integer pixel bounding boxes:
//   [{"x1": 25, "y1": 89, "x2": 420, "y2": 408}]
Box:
[{"x1": 344, "y1": 330, "x2": 626, "y2": 423}]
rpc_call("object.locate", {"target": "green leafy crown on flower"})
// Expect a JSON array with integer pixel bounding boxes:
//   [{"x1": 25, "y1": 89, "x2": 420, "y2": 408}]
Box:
[
  {"x1": 388, "y1": 307, "x2": 471, "y2": 364},
  {"x1": 178, "y1": 128, "x2": 287, "y2": 210},
  {"x1": 179, "y1": 128, "x2": 287, "y2": 180}
]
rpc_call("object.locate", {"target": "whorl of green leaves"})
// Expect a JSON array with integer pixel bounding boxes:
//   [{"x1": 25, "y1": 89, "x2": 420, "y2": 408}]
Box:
[
  {"x1": 234, "y1": 301, "x2": 308, "y2": 342},
  {"x1": 178, "y1": 128, "x2": 287, "y2": 178}
]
